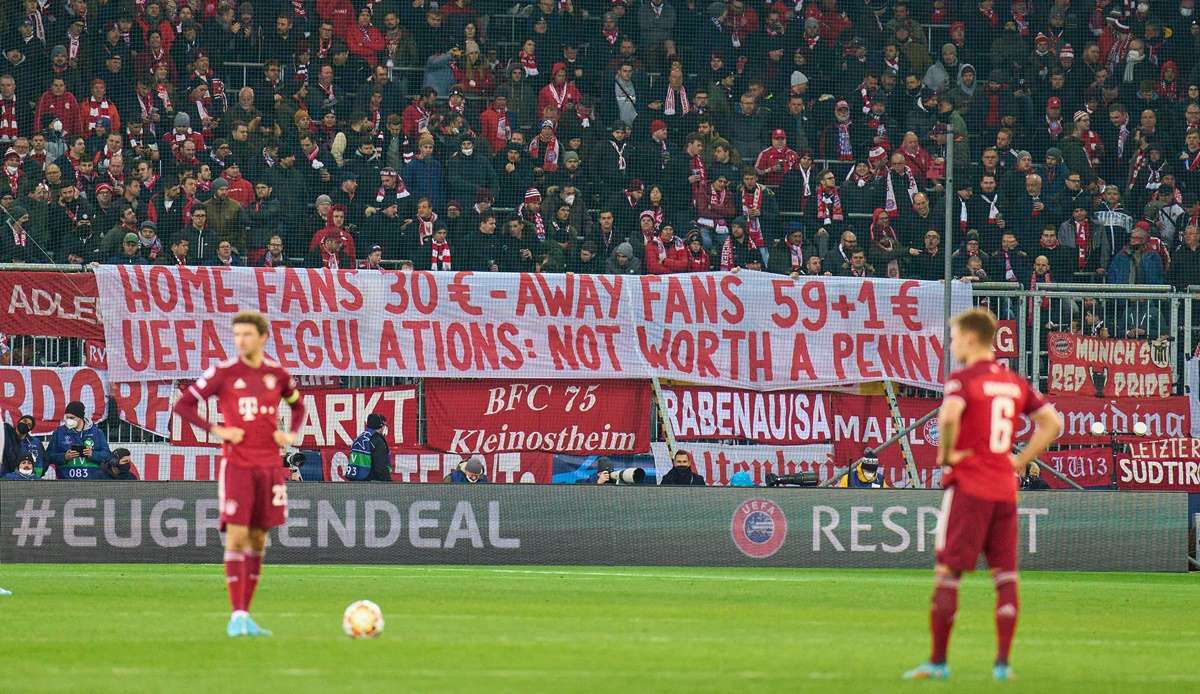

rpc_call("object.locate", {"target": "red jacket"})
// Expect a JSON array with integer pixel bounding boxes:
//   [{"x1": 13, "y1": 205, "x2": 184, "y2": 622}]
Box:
[
  {"x1": 223, "y1": 175, "x2": 254, "y2": 209},
  {"x1": 81, "y1": 97, "x2": 121, "y2": 135},
  {"x1": 537, "y1": 82, "x2": 582, "y2": 118},
  {"x1": 645, "y1": 238, "x2": 689, "y2": 274},
  {"x1": 478, "y1": 103, "x2": 512, "y2": 153},
  {"x1": 308, "y1": 224, "x2": 357, "y2": 262},
  {"x1": 346, "y1": 25, "x2": 385, "y2": 66},
  {"x1": 318, "y1": 0, "x2": 356, "y2": 38},
  {"x1": 34, "y1": 91, "x2": 81, "y2": 135},
  {"x1": 402, "y1": 100, "x2": 433, "y2": 139}
]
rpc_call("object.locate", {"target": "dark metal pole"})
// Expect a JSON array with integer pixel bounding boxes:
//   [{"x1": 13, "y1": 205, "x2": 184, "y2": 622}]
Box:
[{"x1": 943, "y1": 124, "x2": 954, "y2": 380}]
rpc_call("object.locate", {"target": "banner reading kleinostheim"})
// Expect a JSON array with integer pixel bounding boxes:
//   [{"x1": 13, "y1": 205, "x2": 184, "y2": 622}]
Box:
[
  {"x1": 93, "y1": 267, "x2": 970, "y2": 391},
  {"x1": 425, "y1": 379, "x2": 650, "y2": 454}
]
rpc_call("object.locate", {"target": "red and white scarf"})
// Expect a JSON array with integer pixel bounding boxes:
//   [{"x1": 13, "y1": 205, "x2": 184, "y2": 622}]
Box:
[
  {"x1": 376, "y1": 180, "x2": 410, "y2": 203},
  {"x1": 494, "y1": 109, "x2": 511, "y2": 141},
  {"x1": 1046, "y1": 116, "x2": 1063, "y2": 139},
  {"x1": 884, "y1": 167, "x2": 917, "y2": 217},
  {"x1": 546, "y1": 82, "x2": 572, "y2": 110},
  {"x1": 519, "y1": 50, "x2": 538, "y2": 76},
  {"x1": 816, "y1": 184, "x2": 844, "y2": 225},
  {"x1": 0, "y1": 97, "x2": 19, "y2": 141},
  {"x1": 519, "y1": 205, "x2": 547, "y2": 241},
  {"x1": 431, "y1": 237, "x2": 452, "y2": 269},
  {"x1": 529, "y1": 134, "x2": 560, "y2": 173},
  {"x1": 664, "y1": 84, "x2": 689, "y2": 116},
  {"x1": 417, "y1": 212, "x2": 438, "y2": 242},
  {"x1": 741, "y1": 185, "x2": 766, "y2": 246},
  {"x1": 1074, "y1": 219, "x2": 1091, "y2": 270},
  {"x1": 4, "y1": 165, "x2": 21, "y2": 195},
  {"x1": 834, "y1": 120, "x2": 853, "y2": 160},
  {"x1": 610, "y1": 140, "x2": 627, "y2": 170},
  {"x1": 651, "y1": 235, "x2": 684, "y2": 263}
]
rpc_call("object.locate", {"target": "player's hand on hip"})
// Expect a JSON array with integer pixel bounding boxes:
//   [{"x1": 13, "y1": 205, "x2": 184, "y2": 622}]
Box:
[
  {"x1": 274, "y1": 431, "x2": 296, "y2": 448},
  {"x1": 941, "y1": 449, "x2": 971, "y2": 466},
  {"x1": 212, "y1": 426, "x2": 245, "y2": 444}
]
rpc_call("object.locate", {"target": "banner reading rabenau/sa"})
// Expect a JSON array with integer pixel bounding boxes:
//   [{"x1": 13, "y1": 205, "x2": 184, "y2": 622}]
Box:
[{"x1": 93, "y1": 266, "x2": 970, "y2": 391}]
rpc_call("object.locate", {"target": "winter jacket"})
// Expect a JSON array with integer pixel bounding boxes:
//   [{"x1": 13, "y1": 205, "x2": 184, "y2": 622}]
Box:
[{"x1": 46, "y1": 423, "x2": 112, "y2": 480}]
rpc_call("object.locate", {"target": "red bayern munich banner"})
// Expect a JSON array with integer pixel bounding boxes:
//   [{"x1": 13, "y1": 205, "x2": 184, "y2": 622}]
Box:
[
  {"x1": 1116, "y1": 438, "x2": 1200, "y2": 492},
  {"x1": 1046, "y1": 332, "x2": 1172, "y2": 398},
  {"x1": 92, "y1": 266, "x2": 970, "y2": 391},
  {"x1": 0, "y1": 272, "x2": 103, "y2": 340},
  {"x1": 425, "y1": 379, "x2": 651, "y2": 454},
  {"x1": 0, "y1": 367, "x2": 108, "y2": 434}
]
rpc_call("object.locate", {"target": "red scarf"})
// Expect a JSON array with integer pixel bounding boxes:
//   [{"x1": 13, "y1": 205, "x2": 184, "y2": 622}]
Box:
[
  {"x1": 519, "y1": 50, "x2": 538, "y2": 76},
  {"x1": 664, "y1": 84, "x2": 689, "y2": 115},
  {"x1": 884, "y1": 168, "x2": 917, "y2": 218},
  {"x1": 603, "y1": 28, "x2": 619, "y2": 44},
  {"x1": 1046, "y1": 116, "x2": 1063, "y2": 139},
  {"x1": 1074, "y1": 219, "x2": 1091, "y2": 270},
  {"x1": 529, "y1": 134, "x2": 560, "y2": 173},
  {"x1": 417, "y1": 212, "x2": 438, "y2": 242},
  {"x1": 4, "y1": 165, "x2": 20, "y2": 195},
  {"x1": 652, "y1": 235, "x2": 684, "y2": 262},
  {"x1": 0, "y1": 97, "x2": 19, "y2": 141},
  {"x1": 519, "y1": 204, "x2": 547, "y2": 241},
  {"x1": 741, "y1": 185, "x2": 765, "y2": 246},
  {"x1": 816, "y1": 183, "x2": 844, "y2": 224},
  {"x1": 431, "y1": 238, "x2": 452, "y2": 269},
  {"x1": 376, "y1": 180, "x2": 410, "y2": 203},
  {"x1": 835, "y1": 120, "x2": 853, "y2": 160}
]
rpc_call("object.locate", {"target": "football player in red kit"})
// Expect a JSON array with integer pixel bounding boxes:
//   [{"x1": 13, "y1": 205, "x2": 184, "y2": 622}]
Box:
[
  {"x1": 173, "y1": 312, "x2": 306, "y2": 637},
  {"x1": 904, "y1": 308, "x2": 1060, "y2": 682}
]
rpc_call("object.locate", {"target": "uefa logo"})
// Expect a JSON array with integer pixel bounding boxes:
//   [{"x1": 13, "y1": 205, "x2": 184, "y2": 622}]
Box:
[{"x1": 731, "y1": 498, "x2": 788, "y2": 558}]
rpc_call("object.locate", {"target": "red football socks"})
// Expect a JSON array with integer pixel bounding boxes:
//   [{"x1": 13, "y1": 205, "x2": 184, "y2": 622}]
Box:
[
  {"x1": 243, "y1": 549, "x2": 263, "y2": 611},
  {"x1": 223, "y1": 550, "x2": 247, "y2": 612},
  {"x1": 994, "y1": 571, "x2": 1020, "y2": 665},
  {"x1": 929, "y1": 574, "x2": 960, "y2": 664}
]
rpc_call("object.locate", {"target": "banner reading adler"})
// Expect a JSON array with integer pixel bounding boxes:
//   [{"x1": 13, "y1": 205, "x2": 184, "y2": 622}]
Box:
[
  {"x1": 1046, "y1": 333, "x2": 1172, "y2": 398},
  {"x1": 425, "y1": 379, "x2": 651, "y2": 455}
]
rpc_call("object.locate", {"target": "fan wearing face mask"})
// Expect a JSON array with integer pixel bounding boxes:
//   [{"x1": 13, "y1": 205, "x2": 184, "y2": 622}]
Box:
[
  {"x1": 2, "y1": 414, "x2": 47, "y2": 477},
  {"x1": 46, "y1": 401, "x2": 112, "y2": 480},
  {"x1": 833, "y1": 455, "x2": 892, "y2": 488},
  {"x1": 4, "y1": 453, "x2": 40, "y2": 480}
]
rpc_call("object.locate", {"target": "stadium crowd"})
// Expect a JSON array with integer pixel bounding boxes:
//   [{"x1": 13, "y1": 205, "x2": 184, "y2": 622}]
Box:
[{"x1": 0, "y1": 0, "x2": 1197, "y2": 290}]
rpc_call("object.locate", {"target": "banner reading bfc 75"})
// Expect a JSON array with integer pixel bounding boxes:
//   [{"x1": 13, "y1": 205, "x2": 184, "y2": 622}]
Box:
[{"x1": 94, "y1": 267, "x2": 970, "y2": 390}]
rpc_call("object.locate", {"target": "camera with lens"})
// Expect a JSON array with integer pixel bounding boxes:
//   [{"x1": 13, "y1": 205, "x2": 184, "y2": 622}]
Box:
[
  {"x1": 765, "y1": 471, "x2": 819, "y2": 487},
  {"x1": 597, "y1": 459, "x2": 646, "y2": 484},
  {"x1": 282, "y1": 452, "x2": 306, "y2": 480}
]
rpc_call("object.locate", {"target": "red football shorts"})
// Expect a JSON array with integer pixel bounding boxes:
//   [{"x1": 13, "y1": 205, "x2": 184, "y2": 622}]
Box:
[
  {"x1": 218, "y1": 459, "x2": 289, "y2": 530},
  {"x1": 934, "y1": 486, "x2": 1018, "y2": 572}
]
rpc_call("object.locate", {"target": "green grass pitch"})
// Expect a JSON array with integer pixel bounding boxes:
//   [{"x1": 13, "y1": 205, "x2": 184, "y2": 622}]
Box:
[{"x1": 1, "y1": 564, "x2": 1197, "y2": 693}]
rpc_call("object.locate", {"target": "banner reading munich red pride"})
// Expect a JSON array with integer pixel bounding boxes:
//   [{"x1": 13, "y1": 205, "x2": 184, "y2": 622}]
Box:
[
  {"x1": 425, "y1": 379, "x2": 650, "y2": 454},
  {"x1": 93, "y1": 266, "x2": 971, "y2": 391},
  {"x1": 0, "y1": 272, "x2": 103, "y2": 340},
  {"x1": 1047, "y1": 332, "x2": 1172, "y2": 398}
]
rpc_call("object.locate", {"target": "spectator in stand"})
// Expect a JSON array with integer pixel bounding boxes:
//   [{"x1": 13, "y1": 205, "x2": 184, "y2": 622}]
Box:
[
  {"x1": 645, "y1": 224, "x2": 688, "y2": 275},
  {"x1": 1108, "y1": 224, "x2": 1165, "y2": 286},
  {"x1": 46, "y1": 401, "x2": 111, "y2": 480},
  {"x1": 606, "y1": 241, "x2": 641, "y2": 275},
  {"x1": 1, "y1": 414, "x2": 46, "y2": 477},
  {"x1": 448, "y1": 458, "x2": 489, "y2": 484},
  {"x1": 659, "y1": 450, "x2": 706, "y2": 486},
  {"x1": 909, "y1": 229, "x2": 946, "y2": 281},
  {"x1": 1168, "y1": 225, "x2": 1200, "y2": 291},
  {"x1": 101, "y1": 448, "x2": 139, "y2": 480},
  {"x1": 1036, "y1": 226, "x2": 1076, "y2": 281},
  {"x1": 3, "y1": 454, "x2": 40, "y2": 481},
  {"x1": 989, "y1": 232, "x2": 1032, "y2": 286}
]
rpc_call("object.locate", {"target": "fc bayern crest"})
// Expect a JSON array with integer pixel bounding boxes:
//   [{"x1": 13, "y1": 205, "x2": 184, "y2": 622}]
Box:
[
  {"x1": 923, "y1": 419, "x2": 940, "y2": 445},
  {"x1": 731, "y1": 498, "x2": 787, "y2": 558},
  {"x1": 263, "y1": 374, "x2": 278, "y2": 390}
]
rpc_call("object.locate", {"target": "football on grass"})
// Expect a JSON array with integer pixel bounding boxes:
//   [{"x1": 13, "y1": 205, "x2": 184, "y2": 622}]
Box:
[{"x1": 343, "y1": 600, "x2": 384, "y2": 639}]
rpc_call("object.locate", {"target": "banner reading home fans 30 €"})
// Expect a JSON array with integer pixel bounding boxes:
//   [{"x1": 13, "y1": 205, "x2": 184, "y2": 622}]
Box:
[{"x1": 94, "y1": 267, "x2": 970, "y2": 391}]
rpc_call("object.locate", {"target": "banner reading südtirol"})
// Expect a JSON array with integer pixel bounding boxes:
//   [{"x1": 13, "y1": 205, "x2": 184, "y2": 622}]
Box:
[
  {"x1": 0, "y1": 484, "x2": 1184, "y2": 571},
  {"x1": 93, "y1": 267, "x2": 971, "y2": 391}
]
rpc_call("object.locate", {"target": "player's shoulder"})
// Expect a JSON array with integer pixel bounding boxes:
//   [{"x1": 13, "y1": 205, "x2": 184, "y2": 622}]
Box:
[{"x1": 202, "y1": 357, "x2": 240, "y2": 379}]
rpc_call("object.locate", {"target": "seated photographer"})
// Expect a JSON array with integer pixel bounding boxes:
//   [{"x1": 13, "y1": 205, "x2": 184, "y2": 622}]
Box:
[
  {"x1": 346, "y1": 413, "x2": 392, "y2": 481},
  {"x1": 833, "y1": 457, "x2": 890, "y2": 489},
  {"x1": 101, "y1": 448, "x2": 140, "y2": 480},
  {"x1": 1020, "y1": 462, "x2": 1051, "y2": 490},
  {"x1": 447, "y1": 458, "x2": 490, "y2": 484},
  {"x1": 285, "y1": 453, "x2": 304, "y2": 482},
  {"x1": 3, "y1": 454, "x2": 41, "y2": 480},
  {"x1": 46, "y1": 401, "x2": 111, "y2": 480},
  {"x1": 658, "y1": 450, "x2": 707, "y2": 486}
]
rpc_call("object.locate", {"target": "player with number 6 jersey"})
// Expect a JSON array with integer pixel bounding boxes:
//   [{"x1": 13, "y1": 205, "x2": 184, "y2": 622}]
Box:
[
  {"x1": 173, "y1": 311, "x2": 306, "y2": 639},
  {"x1": 904, "y1": 308, "x2": 1061, "y2": 684}
]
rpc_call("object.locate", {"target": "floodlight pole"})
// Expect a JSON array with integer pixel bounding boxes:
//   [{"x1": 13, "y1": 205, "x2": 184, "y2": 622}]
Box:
[{"x1": 943, "y1": 123, "x2": 954, "y2": 380}]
